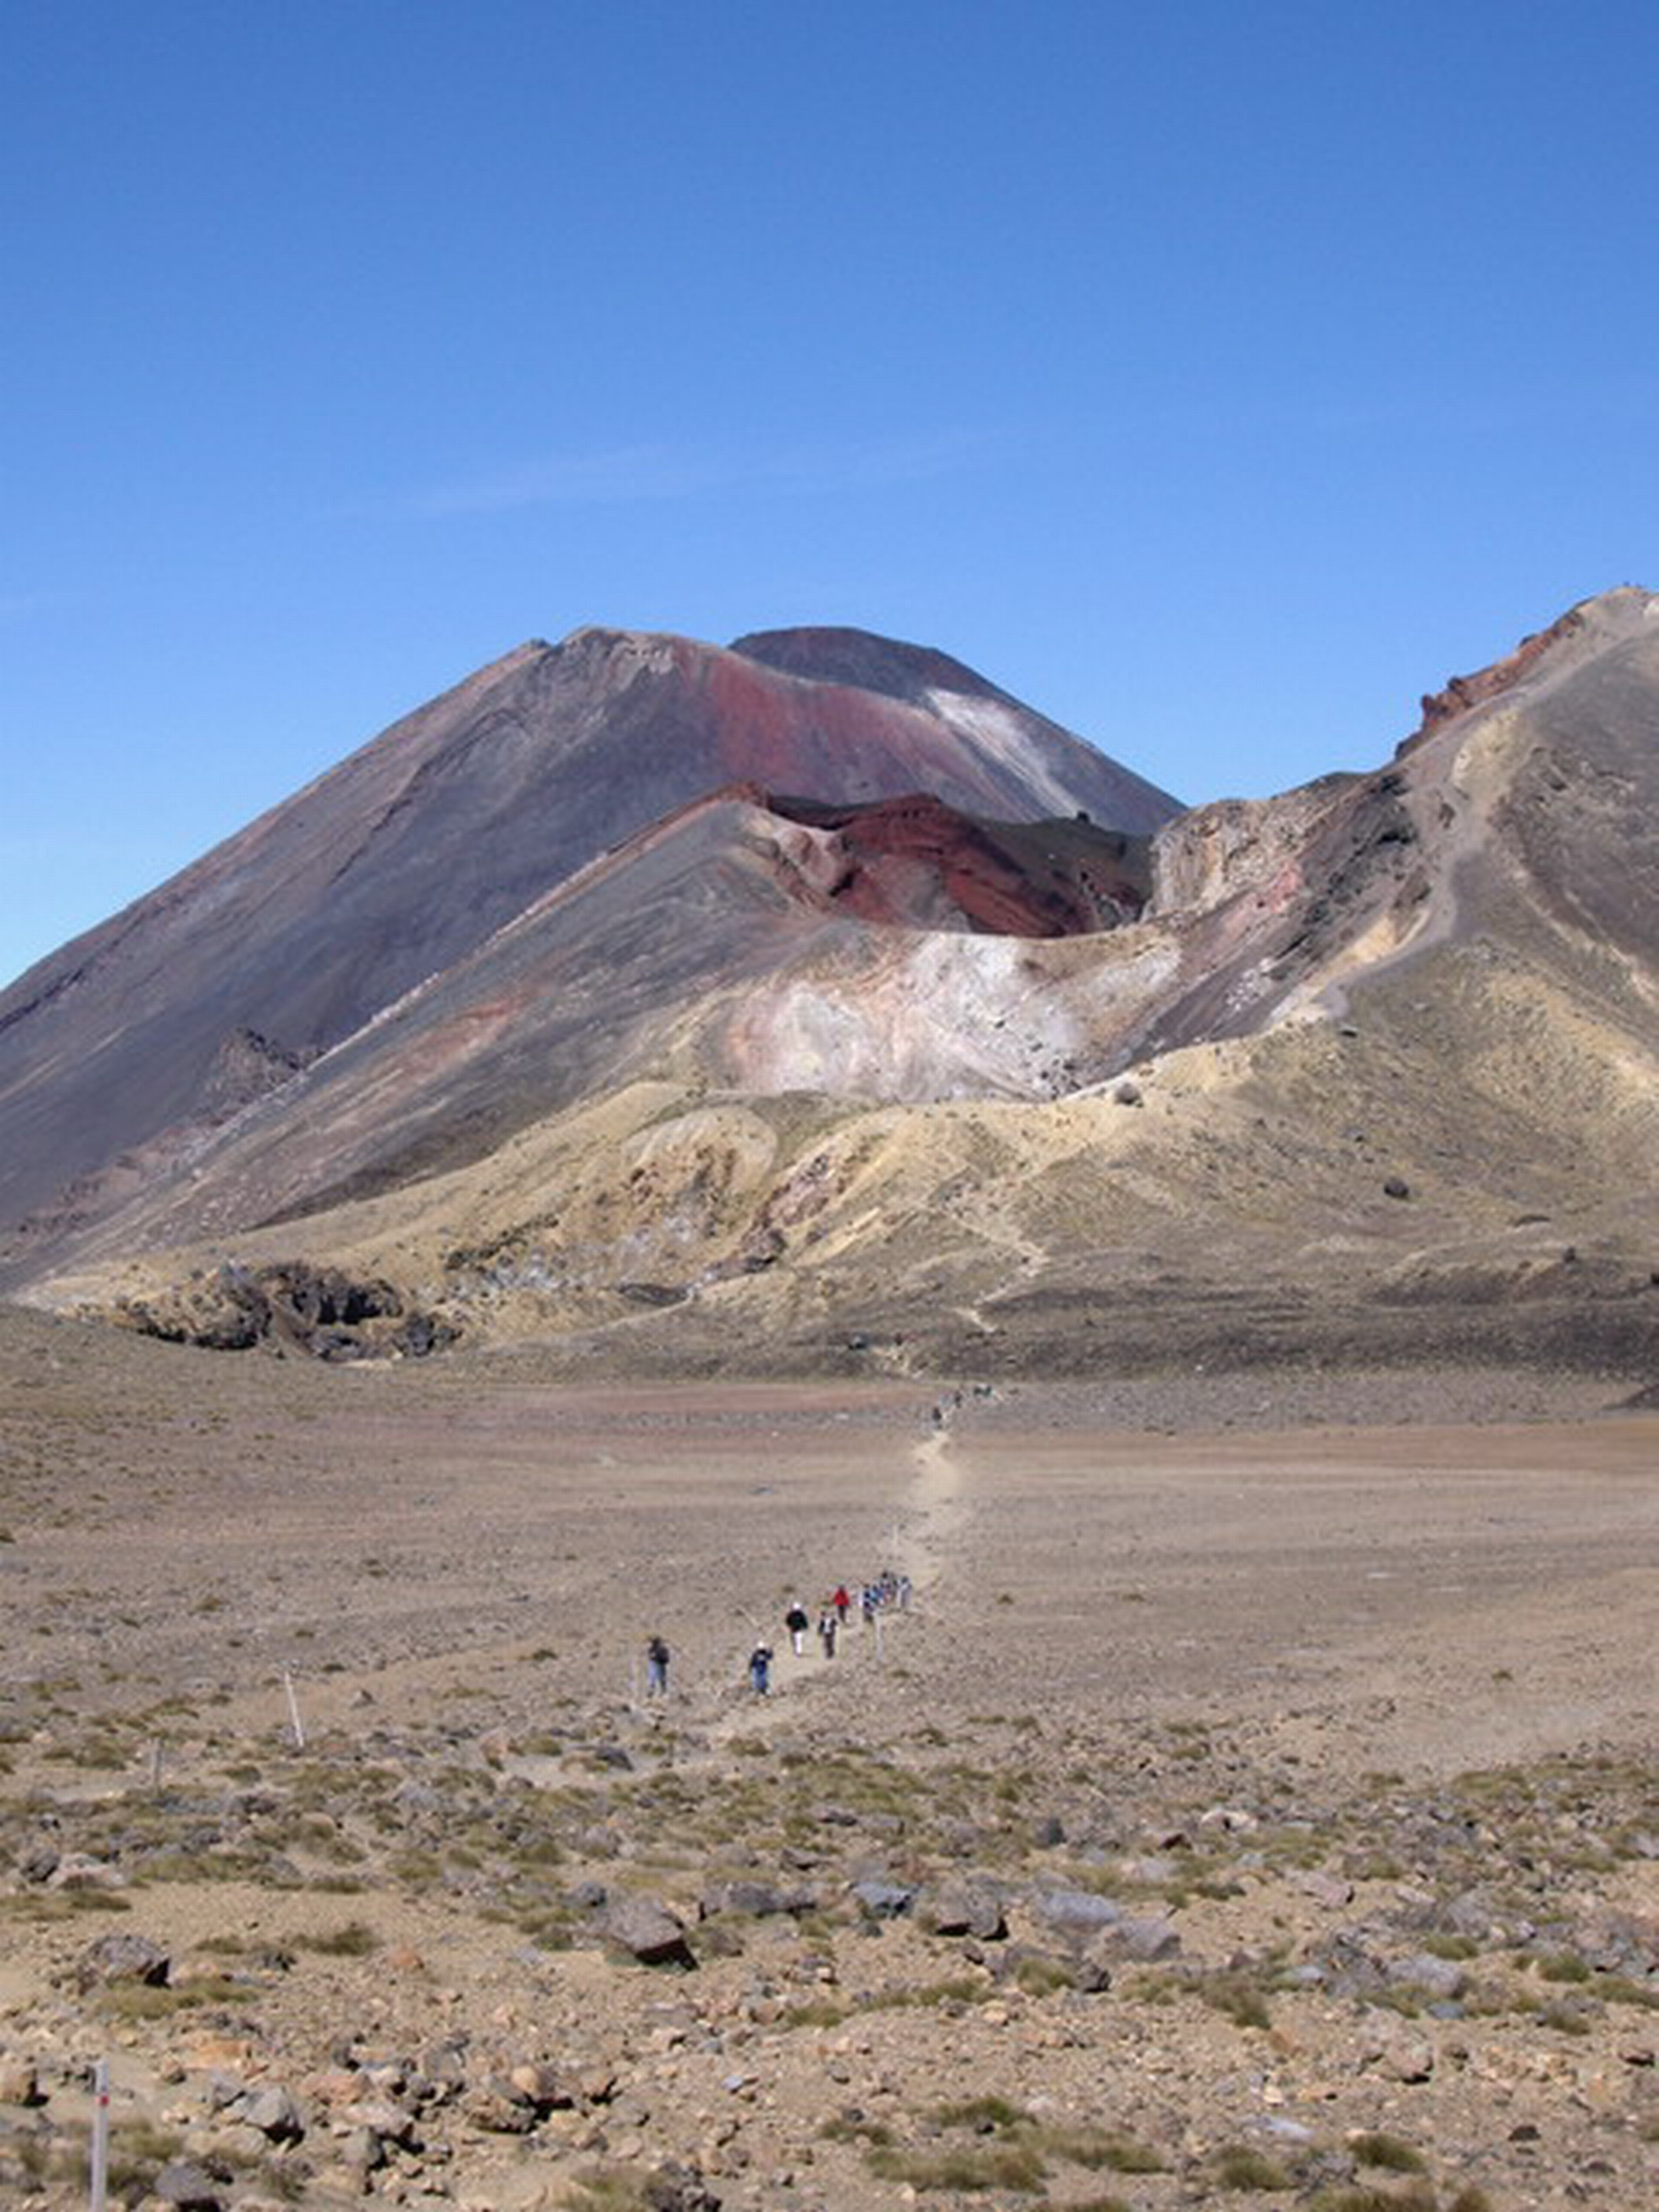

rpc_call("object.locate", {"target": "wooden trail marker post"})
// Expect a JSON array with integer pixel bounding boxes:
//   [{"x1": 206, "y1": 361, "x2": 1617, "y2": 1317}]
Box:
[
  {"x1": 284, "y1": 1672, "x2": 306, "y2": 1753},
  {"x1": 90, "y1": 2056, "x2": 109, "y2": 2212}
]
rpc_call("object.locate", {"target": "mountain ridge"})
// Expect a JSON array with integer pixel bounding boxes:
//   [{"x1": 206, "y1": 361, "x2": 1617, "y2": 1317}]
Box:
[{"x1": 5, "y1": 589, "x2": 1658, "y2": 1387}]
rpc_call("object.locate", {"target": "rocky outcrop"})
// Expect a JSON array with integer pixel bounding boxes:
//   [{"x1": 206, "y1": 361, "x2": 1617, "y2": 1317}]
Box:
[{"x1": 114, "y1": 1262, "x2": 454, "y2": 1361}]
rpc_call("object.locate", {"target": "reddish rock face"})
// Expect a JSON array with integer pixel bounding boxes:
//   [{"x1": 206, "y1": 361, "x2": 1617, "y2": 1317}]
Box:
[
  {"x1": 764, "y1": 793, "x2": 1148, "y2": 936},
  {"x1": 1401, "y1": 605, "x2": 1588, "y2": 750}
]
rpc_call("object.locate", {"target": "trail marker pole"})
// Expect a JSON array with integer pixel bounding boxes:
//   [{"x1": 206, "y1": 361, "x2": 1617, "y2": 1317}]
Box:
[
  {"x1": 148, "y1": 1740, "x2": 163, "y2": 1790},
  {"x1": 90, "y1": 2056, "x2": 109, "y2": 2212},
  {"x1": 283, "y1": 1672, "x2": 306, "y2": 1753}
]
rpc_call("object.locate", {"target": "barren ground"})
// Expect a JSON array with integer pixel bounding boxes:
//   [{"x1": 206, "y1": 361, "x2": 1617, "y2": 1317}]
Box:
[{"x1": 1, "y1": 1309, "x2": 1656, "y2": 2211}]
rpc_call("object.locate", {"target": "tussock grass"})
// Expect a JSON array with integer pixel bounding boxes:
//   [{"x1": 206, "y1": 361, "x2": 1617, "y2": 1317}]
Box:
[
  {"x1": 867, "y1": 2140, "x2": 1048, "y2": 2191},
  {"x1": 289, "y1": 1917, "x2": 380, "y2": 1956},
  {"x1": 1213, "y1": 2142, "x2": 1295, "y2": 2190},
  {"x1": 1351, "y1": 2131, "x2": 1426, "y2": 2174}
]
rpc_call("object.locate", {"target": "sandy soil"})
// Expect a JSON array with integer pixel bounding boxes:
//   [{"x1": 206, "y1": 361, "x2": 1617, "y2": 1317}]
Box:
[{"x1": 1, "y1": 1313, "x2": 1656, "y2": 2209}]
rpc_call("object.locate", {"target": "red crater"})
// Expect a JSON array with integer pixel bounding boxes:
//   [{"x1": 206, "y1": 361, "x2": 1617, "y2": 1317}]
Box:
[{"x1": 764, "y1": 791, "x2": 1150, "y2": 937}]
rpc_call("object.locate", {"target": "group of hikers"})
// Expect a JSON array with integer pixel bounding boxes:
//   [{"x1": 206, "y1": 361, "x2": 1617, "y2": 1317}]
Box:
[{"x1": 643, "y1": 1567, "x2": 914, "y2": 1700}]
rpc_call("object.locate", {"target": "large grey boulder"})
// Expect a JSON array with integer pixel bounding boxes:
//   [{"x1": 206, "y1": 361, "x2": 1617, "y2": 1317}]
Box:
[
  {"x1": 75, "y1": 1932, "x2": 170, "y2": 1992},
  {"x1": 595, "y1": 1892, "x2": 696, "y2": 1967},
  {"x1": 921, "y1": 1882, "x2": 1007, "y2": 1940}
]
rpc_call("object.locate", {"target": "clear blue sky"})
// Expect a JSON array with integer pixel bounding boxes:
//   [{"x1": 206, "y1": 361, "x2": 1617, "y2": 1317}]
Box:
[{"x1": 3, "y1": 1, "x2": 1656, "y2": 988}]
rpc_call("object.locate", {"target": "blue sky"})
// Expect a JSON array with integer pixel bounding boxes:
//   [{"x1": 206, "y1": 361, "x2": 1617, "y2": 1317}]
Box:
[{"x1": 3, "y1": 1, "x2": 1656, "y2": 988}]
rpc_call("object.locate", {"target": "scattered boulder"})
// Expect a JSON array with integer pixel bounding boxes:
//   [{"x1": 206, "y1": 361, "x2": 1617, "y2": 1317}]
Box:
[
  {"x1": 1291, "y1": 1870, "x2": 1355, "y2": 1910},
  {"x1": 0, "y1": 2055, "x2": 42, "y2": 2106},
  {"x1": 851, "y1": 1880, "x2": 917, "y2": 1920},
  {"x1": 595, "y1": 1893, "x2": 697, "y2": 1967},
  {"x1": 1031, "y1": 1886, "x2": 1123, "y2": 1936},
  {"x1": 75, "y1": 1931, "x2": 170, "y2": 1992},
  {"x1": 13, "y1": 1844, "x2": 60, "y2": 1884},
  {"x1": 47, "y1": 1851, "x2": 124, "y2": 1892},
  {"x1": 700, "y1": 1880, "x2": 786, "y2": 1920},
  {"x1": 506, "y1": 2061, "x2": 574, "y2": 2114},
  {"x1": 1392, "y1": 1950, "x2": 1467, "y2": 2001},
  {"x1": 236, "y1": 2083, "x2": 305, "y2": 2143},
  {"x1": 920, "y1": 1882, "x2": 1007, "y2": 1941},
  {"x1": 641, "y1": 2162, "x2": 723, "y2": 2211},
  {"x1": 1093, "y1": 1912, "x2": 1181, "y2": 1963},
  {"x1": 153, "y1": 2163, "x2": 224, "y2": 2211}
]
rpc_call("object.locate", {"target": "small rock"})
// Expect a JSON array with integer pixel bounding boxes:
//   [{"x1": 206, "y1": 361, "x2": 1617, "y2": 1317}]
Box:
[
  {"x1": 641, "y1": 2160, "x2": 723, "y2": 2211},
  {"x1": 0, "y1": 2056, "x2": 42, "y2": 2105},
  {"x1": 458, "y1": 2086, "x2": 537, "y2": 2133},
  {"x1": 153, "y1": 2162, "x2": 224, "y2": 2210},
  {"x1": 339, "y1": 2126, "x2": 383, "y2": 2174},
  {"x1": 48, "y1": 1852, "x2": 126, "y2": 1892},
  {"x1": 339, "y1": 2096, "x2": 418, "y2": 2144},
  {"x1": 1031, "y1": 1887, "x2": 1122, "y2": 1934},
  {"x1": 238, "y1": 2084, "x2": 305, "y2": 2143},
  {"x1": 1365, "y1": 2028, "x2": 1435, "y2": 2083},
  {"x1": 1198, "y1": 1805, "x2": 1258, "y2": 1834},
  {"x1": 851, "y1": 1881, "x2": 917, "y2": 1920},
  {"x1": 1291, "y1": 1871, "x2": 1354, "y2": 1910},
  {"x1": 507, "y1": 2061, "x2": 573, "y2": 2112},
  {"x1": 1101, "y1": 1914, "x2": 1181, "y2": 1963},
  {"x1": 1393, "y1": 1952, "x2": 1467, "y2": 2001},
  {"x1": 700, "y1": 1881, "x2": 786, "y2": 1920}
]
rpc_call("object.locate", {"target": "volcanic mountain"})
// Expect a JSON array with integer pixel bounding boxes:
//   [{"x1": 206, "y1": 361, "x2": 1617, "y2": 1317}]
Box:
[
  {"x1": 0, "y1": 624, "x2": 1177, "y2": 1251},
  {"x1": 5, "y1": 590, "x2": 1659, "y2": 1389}
]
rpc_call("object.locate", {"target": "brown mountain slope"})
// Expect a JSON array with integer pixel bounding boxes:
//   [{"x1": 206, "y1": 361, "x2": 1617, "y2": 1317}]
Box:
[
  {"x1": 20, "y1": 589, "x2": 1659, "y2": 1386},
  {"x1": 0, "y1": 626, "x2": 1176, "y2": 1241}
]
